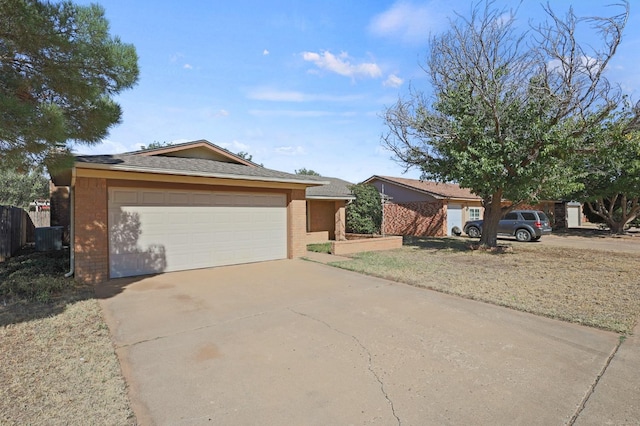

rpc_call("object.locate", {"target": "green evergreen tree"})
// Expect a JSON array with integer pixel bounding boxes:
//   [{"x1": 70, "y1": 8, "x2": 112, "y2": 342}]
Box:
[
  {"x1": 0, "y1": 0, "x2": 139, "y2": 170},
  {"x1": 346, "y1": 184, "x2": 382, "y2": 234}
]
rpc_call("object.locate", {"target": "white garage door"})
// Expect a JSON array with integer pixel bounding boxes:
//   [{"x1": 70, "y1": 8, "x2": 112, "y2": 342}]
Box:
[
  {"x1": 447, "y1": 204, "x2": 462, "y2": 236},
  {"x1": 108, "y1": 188, "x2": 287, "y2": 278},
  {"x1": 567, "y1": 205, "x2": 581, "y2": 228}
]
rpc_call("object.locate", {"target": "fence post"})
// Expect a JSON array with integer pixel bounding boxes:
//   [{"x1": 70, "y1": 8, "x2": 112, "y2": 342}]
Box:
[
  {"x1": 0, "y1": 206, "x2": 8, "y2": 262},
  {"x1": 0, "y1": 205, "x2": 34, "y2": 262}
]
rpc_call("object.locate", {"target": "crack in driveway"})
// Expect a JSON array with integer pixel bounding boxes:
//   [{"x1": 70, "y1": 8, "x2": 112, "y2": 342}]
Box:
[
  {"x1": 289, "y1": 308, "x2": 401, "y2": 425},
  {"x1": 568, "y1": 337, "x2": 625, "y2": 425},
  {"x1": 114, "y1": 310, "x2": 270, "y2": 349}
]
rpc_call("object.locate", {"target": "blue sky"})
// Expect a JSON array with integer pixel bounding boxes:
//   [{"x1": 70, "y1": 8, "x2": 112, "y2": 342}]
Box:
[{"x1": 73, "y1": 0, "x2": 640, "y2": 183}]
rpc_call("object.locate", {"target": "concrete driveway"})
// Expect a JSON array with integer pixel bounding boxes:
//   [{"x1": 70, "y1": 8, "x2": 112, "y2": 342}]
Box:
[{"x1": 98, "y1": 259, "x2": 633, "y2": 425}]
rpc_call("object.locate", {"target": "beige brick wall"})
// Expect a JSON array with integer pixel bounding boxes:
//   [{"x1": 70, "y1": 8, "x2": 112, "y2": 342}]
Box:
[
  {"x1": 331, "y1": 236, "x2": 403, "y2": 256},
  {"x1": 74, "y1": 177, "x2": 108, "y2": 284},
  {"x1": 308, "y1": 200, "x2": 335, "y2": 238},
  {"x1": 288, "y1": 189, "x2": 307, "y2": 258},
  {"x1": 307, "y1": 200, "x2": 347, "y2": 241},
  {"x1": 384, "y1": 201, "x2": 446, "y2": 237},
  {"x1": 335, "y1": 202, "x2": 346, "y2": 241}
]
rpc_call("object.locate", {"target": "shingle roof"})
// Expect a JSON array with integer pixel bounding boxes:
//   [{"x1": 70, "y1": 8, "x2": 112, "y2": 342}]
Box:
[
  {"x1": 305, "y1": 176, "x2": 355, "y2": 199},
  {"x1": 124, "y1": 139, "x2": 259, "y2": 167},
  {"x1": 368, "y1": 175, "x2": 481, "y2": 201},
  {"x1": 74, "y1": 153, "x2": 323, "y2": 184}
]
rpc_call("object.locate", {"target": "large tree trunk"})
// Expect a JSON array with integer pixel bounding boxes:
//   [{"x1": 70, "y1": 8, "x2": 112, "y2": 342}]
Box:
[
  {"x1": 609, "y1": 221, "x2": 627, "y2": 234},
  {"x1": 586, "y1": 196, "x2": 640, "y2": 235},
  {"x1": 479, "y1": 192, "x2": 504, "y2": 247}
]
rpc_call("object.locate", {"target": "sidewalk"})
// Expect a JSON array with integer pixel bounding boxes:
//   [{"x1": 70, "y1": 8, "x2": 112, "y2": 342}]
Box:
[
  {"x1": 575, "y1": 323, "x2": 640, "y2": 424},
  {"x1": 304, "y1": 250, "x2": 640, "y2": 425}
]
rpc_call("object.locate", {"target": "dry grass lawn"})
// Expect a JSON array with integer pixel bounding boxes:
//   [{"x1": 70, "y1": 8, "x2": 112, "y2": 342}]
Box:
[
  {"x1": 0, "y1": 298, "x2": 135, "y2": 425},
  {"x1": 330, "y1": 237, "x2": 640, "y2": 334},
  {"x1": 0, "y1": 249, "x2": 135, "y2": 426}
]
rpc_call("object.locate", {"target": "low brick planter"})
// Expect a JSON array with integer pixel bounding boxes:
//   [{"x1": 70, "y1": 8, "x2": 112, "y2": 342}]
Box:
[{"x1": 331, "y1": 235, "x2": 403, "y2": 256}]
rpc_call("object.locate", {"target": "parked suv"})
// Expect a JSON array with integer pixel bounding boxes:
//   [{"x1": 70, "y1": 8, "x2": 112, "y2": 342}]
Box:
[{"x1": 463, "y1": 210, "x2": 552, "y2": 242}]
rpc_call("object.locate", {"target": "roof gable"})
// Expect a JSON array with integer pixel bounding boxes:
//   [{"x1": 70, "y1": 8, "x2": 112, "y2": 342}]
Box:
[
  {"x1": 131, "y1": 140, "x2": 256, "y2": 166},
  {"x1": 364, "y1": 175, "x2": 481, "y2": 201},
  {"x1": 51, "y1": 140, "x2": 328, "y2": 188},
  {"x1": 305, "y1": 176, "x2": 355, "y2": 200}
]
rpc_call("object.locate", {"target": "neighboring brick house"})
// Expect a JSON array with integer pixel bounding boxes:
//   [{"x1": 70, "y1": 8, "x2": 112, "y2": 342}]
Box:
[
  {"x1": 50, "y1": 140, "x2": 328, "y2": 284},
  {"x1": 363, "y1": 176, "x2": 483, "y2": 237},
  {"x1": 304, "y1": 177, "x2": 355, "y2": 243}
]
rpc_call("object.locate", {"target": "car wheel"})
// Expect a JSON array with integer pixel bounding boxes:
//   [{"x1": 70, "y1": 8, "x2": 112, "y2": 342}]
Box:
[
  {"x1": 467, "y1": 226, "x2": 481, "y2": 238},
  {"x1": 515, "y1": 229, "x2": 532, "y2": 242},
  {"x1": 532, "y1": 236, "x2": 541, "y2": 241}
]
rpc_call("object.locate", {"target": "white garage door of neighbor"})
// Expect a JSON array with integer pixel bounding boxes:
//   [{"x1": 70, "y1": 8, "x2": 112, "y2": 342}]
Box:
[
  {"x1": 108, "y1": 188, "x2": 287, "y2": 278},
  {"x1": 567, "y1": 206, "x2": 581, "y2": 228},
  {"x1": 447, "y1": 204, "x2": 462, "y2": 236}
]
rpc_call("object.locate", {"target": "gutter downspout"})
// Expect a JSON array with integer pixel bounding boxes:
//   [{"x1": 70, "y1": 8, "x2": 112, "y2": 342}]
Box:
[{"x1": 64, "y1": 168, "x2": 76, "y2": 278}]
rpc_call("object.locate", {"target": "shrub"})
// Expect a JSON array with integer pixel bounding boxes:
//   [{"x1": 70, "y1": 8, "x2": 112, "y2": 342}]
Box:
[
  {"x1": 0, "y1": 248, "x2": 74, "y2": 303},
  {"x1": 346, "y1": 184, "x2": 382, "y2": 234}
]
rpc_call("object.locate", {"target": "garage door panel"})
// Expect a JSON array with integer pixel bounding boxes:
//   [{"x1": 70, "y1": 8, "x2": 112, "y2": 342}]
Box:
[
  {"x1": 109, "y1": 188, "x2": 287, "y2": 278},
  {"x1": 141, "y1": 191, "x2": 166, "y2": 204},
  {"x1": 112, "y1": 189, "x2": 139, "y2": 204},
  {"x1": 191, "y1": 193, "x2": 213, "y2": 205},
  {"x1": 167, "y1": 192, "x2": 190, "y2": 205}
]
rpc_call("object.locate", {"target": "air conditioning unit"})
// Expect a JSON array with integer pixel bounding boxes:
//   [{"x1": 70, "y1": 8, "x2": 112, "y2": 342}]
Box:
[{"x1": 35, "y1": 226, "x2": 64, "y2": 251}]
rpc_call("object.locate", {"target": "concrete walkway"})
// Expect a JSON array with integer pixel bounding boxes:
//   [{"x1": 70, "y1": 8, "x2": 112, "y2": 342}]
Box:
[
  {"x1": 575, "y1": 323, "x2": 640, "y2": 425},
  {"x1": 98, "y1": 259, "x2": 638, "y2": 425}
]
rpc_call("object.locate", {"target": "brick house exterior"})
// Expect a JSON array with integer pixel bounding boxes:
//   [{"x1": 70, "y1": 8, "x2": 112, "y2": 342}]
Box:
[
  {"x1": 364, "y1": 176, "x2": 483, "y2": 237},
  {"x1": 305, "y1": 176, "x2": 354, "y2": 243},
  {"x1": 383, "y1": 200, "x2": 447, "y2": 237},
  {"x1": 50, "y1": 140, "x2": 327, "y2": 284}
]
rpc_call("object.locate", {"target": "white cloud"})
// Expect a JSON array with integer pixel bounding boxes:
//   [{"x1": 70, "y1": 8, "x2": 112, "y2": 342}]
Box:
[
  {"x1": 218, "y1": 140, "x2": 251, "y2": 152},
  {"x1": 369, "y1": 1, "x2": 445, "y2": 44},
  {"x1": 275, "y1": 145, "x2": 305, "y2": 156},
  {"x1": 495, "y1": 12, "x2": 514, "y2": 28},
  {"x1": 301, "y1": 50, "x2": 382, "y2": 79},
  {"x1": 246, "y1": 87, "x2": 363, "y2": 102},
  {"x1": 208, "y1": 109, "x2": 229, "y2": 118},
  {"x1": 183, "y1": 63, "x2": 193, "y2": 70},
  {"x1": 383, "y1": 74, "x2": 404, "y2": 88},
  {"x1": 263, "y1": 49, "x2": 270, "y2": 56},
  {"x1": 547, "y1": 55, "x2": 602, "y2": 75},
  {"x1": 72, "y1": 139, "x2": 133, "y2": 155}
]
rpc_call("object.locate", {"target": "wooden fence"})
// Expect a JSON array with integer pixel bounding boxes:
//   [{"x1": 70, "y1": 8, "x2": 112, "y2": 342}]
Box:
[
  {"x1": 28, "y1": 210, "x2": 50, "y2": 228},
  {"x1": 0, "y1": 206, "x2": 34, "y2": 262}
]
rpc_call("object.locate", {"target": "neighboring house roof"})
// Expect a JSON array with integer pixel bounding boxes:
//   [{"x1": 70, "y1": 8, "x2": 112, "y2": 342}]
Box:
[
  {"x1": 52, "y1": 139, "x2": 327, "y2": 187},
  {"x1": 305, "y1": 176, "x2": 355, "y2": 200},
  {"x1": 364, "y1": 175, "x2": 481, "y2": 201}
]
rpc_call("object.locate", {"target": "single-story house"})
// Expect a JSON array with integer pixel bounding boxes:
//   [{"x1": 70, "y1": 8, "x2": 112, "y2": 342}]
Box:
[
  {"x1": 304, "y1": 176, "x2": 355, "y2": 243},
  {"x1": 363, "y1": 175, "x2": 483, "y2": 237},
  {"x1": 50, "y1": 140, "x2": 332, "y2": 284}
]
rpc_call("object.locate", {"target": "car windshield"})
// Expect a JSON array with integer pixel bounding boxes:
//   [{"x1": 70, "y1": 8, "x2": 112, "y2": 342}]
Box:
[{"x1": 538, "y1": 212, "x2": 549, "y2": 221}]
